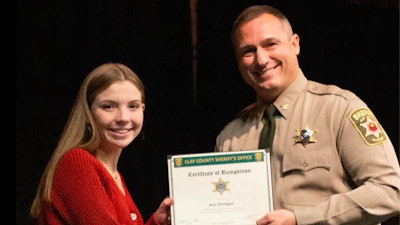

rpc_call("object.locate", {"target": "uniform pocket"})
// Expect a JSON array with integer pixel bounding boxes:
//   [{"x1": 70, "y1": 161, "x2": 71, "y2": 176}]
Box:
[
  {"x1": 282, "y1": 147, "x2": 331, "y2": 173},
  {"x1": 280, "y1": 147, "x2": 333, "y2": 205}
]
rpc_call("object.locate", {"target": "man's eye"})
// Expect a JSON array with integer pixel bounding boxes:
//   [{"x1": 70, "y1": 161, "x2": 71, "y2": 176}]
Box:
[
  {"x1": 266, "y1": 42, "x2": 278, "y2": 48},
  {"x1": 242, "y1": 49, "x2": 255, "y2": 57}
]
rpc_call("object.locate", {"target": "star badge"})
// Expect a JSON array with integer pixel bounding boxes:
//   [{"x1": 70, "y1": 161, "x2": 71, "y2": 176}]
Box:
[
  {"x1": 295, "y1": 125, "x2": 317, "y2": 147},
  {"x1": 212, "y1": 177, "x2": 230, "y2": 196}
]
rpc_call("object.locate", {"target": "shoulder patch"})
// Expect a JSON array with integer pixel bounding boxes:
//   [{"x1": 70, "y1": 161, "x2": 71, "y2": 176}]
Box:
[{"x1": 349, "y1": 108, "x2": 387, "y2": 145}]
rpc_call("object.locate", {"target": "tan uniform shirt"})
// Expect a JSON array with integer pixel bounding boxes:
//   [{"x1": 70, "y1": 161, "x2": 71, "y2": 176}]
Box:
[{"x1": 215, "y1": 71, "x2": 400, "y2": 225}]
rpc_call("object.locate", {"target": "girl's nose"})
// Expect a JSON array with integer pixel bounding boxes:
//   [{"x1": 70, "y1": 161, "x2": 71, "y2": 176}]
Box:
[{"x1": 116, "y1": 108, "x2": 130, "y2": 122}]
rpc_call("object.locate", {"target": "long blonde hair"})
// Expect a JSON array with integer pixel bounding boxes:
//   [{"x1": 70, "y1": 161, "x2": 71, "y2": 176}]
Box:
[{"x1": 29, "y1": 62, "x2": 145, "y2": 218}]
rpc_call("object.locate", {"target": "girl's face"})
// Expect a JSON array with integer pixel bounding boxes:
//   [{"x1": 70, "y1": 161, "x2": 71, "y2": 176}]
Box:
[{"x1": 91, "y1": 81, "x2": 145, "y2": 152}]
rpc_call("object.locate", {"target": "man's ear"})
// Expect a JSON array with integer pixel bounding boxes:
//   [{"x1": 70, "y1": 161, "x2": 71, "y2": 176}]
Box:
[{"x1": 291, "y1": 34, "x2": 300, "y2": 55}]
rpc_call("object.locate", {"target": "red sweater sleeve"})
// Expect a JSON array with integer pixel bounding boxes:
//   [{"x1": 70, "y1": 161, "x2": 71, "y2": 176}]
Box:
[
  {"x1": 145, "y1": 213, "x2": 160, "y2": 225},
  {"x1": 40, "y1": 148, "x2": 147, "y2": 225}
]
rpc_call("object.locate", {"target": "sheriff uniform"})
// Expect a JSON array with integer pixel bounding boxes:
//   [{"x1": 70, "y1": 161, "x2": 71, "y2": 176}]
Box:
[{"x1": 215, "y1": 70, "x2": 400, "y2": 225}]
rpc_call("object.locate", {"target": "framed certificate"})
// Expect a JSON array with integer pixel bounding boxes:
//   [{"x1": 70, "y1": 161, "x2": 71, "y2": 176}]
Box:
[{"x1": 167, "y1": 149, "x2": 273, "y2": 225}]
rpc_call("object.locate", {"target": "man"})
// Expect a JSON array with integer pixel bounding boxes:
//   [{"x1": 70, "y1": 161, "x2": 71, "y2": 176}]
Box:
[{"x1": 214, "y1": 5, "x2": 400, "y2": 225}]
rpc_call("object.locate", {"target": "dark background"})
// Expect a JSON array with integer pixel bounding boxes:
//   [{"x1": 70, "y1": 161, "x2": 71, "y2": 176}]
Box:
[{"x1": 16, "y1": 0, "x2": 399, "y2": 224}]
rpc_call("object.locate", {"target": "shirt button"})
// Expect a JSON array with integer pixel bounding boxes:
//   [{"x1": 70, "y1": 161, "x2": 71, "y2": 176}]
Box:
[
  {"x1": 303, "y1": 160, "x2": 309, "y2": 167},
  {"x1": 131, "y1": 213, "x2": 137, "y2": 220}
]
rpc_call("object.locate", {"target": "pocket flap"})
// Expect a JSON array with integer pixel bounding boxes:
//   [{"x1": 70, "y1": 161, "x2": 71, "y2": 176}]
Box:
[{"x1": 282, "y1": 148, "x2": 331, "y2": 173}]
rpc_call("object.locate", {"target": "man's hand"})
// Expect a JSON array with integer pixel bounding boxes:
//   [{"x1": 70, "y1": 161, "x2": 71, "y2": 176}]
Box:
[{"x1": 256, "y1": 209, "x2": 296, "y2": 225}]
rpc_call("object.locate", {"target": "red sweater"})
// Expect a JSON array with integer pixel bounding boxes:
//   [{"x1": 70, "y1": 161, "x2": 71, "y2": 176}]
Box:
[{"x1": 39, "y1": 148, "x2": 160, "y2": 225}]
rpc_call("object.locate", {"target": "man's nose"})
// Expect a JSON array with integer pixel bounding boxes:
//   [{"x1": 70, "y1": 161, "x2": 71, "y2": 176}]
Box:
[{"x1": 255, "y1": 48, "x2": 270, "y2": 67}]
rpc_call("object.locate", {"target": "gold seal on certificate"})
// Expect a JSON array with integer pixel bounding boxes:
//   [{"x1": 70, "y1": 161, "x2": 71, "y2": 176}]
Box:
[{"x1": 167, "y1": 149, "x2": 273, "y2": 225}]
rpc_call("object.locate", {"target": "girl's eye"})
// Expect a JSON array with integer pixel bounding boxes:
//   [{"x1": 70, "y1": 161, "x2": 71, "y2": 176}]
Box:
[
  {"x1": 100, "y1": 104, "x2": 115, "y2": 110},
  {"x1": 129, "y1": 104, "x2": 140, "y2": 109}
]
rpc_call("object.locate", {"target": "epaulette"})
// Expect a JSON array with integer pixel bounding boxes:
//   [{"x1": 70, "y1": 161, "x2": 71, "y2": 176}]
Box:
[{"x1": 307, "y1": 81, "x2": 357, "y2": 100}]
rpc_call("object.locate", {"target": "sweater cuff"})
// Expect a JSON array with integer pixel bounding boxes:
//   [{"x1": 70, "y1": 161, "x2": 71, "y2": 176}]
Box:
[{"x1": 147, "y1": 213, "x2": 160, "y2": 225}]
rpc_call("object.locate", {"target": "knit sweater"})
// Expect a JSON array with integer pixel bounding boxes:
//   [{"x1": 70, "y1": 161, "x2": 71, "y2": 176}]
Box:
[{"x1": 39, "y1": 148, "x2": 160, "y2": 225}]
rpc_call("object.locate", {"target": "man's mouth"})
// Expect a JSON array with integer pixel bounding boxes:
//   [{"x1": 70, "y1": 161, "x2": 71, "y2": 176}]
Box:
[
  {"x1": 258, "y1": 64, "x2": 278, "y2": 76},
  {"x1": 264, "y1": 67, "x2": 276, "y2": 74}
]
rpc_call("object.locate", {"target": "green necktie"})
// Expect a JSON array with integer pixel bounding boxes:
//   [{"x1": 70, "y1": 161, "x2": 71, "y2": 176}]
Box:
[{"x1": 258, "y1": 104, "x2": 276, "y2": 149}]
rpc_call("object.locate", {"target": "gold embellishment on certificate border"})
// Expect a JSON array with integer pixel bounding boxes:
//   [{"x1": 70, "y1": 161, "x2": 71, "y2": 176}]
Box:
[
  {"x1": 254, "y1": 152, "x2": 263, "y2": 161},
  {"x1": 295, "y1": 125, "x2": 317, "y2": 147},
  {"x1": 349, "y1": 107, "x2": 387, "y2": 145},
  {"x1": 174, "y1": 158, "x2": 183, "y2": 167},
  {"x1": 212, "y1": 177, "x2": 230, "y2": 196}
]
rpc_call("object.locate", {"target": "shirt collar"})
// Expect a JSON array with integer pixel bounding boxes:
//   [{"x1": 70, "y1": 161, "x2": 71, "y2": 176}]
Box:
[{"x1": 255, "y1": 69, "x2": 308, "y2": 120}]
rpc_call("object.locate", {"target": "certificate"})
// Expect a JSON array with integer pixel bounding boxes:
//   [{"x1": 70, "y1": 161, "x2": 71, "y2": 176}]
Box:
[{"x1": 167, "y1": 149, "x2": 273, "y2": 225}]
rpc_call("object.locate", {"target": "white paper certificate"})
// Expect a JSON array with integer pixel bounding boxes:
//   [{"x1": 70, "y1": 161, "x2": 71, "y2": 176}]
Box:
[{"x1": 167, "y1": 149, "x2": 273, "y2": 225}]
